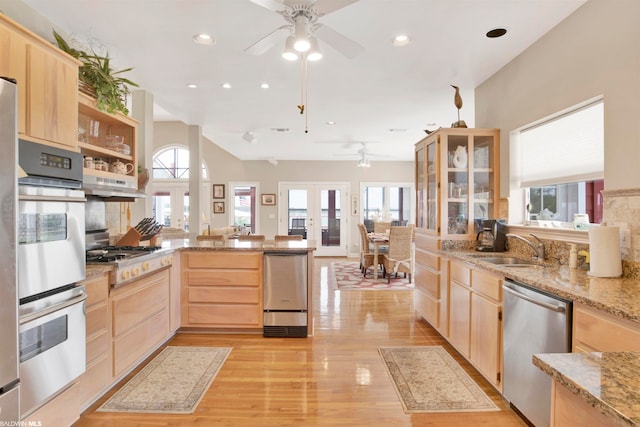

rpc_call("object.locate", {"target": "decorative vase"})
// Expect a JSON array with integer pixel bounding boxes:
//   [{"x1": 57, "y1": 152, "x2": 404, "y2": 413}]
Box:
[{"x1": 138, "y1": 168, "x2": 149, "y2": 190}]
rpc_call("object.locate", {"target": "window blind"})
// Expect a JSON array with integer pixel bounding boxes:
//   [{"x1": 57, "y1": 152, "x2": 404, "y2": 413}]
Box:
[{"x1": 519, "y1": 101, "x2": 604, "y2": 187}]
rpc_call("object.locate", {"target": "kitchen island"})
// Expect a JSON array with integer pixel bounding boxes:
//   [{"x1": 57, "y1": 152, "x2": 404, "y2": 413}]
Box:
[{"x1": 162, "y1": 238, "x2": 317, "y2": 335}]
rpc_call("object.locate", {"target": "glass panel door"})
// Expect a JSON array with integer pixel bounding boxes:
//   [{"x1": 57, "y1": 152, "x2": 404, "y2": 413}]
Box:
[
  {"x1": 279, "y1": 183, "x2": 348, "y2": 256},
  {"x1": 472, "y1": 135, "x2": 494, "y2": 223},
  {"x1": 152, "y1": 187, "x2": 189, "y2": 231},
  {"x1": 426, "y1": 140, "x2": 438, "y2": 231},
  {"x1": 446, "y1": 135, "x2": 470, "y2": 235}
]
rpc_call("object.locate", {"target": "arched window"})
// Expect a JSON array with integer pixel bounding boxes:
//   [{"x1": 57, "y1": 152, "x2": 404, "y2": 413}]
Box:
[
  {"x1": 150, "y1": 146, "x2": 210, "y2": 232},
  {"x1": 152, "y1": 146, "x2": 208, "y2": 180}
]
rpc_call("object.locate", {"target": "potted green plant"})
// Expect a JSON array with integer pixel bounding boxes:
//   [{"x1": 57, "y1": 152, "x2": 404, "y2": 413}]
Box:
[{"x1": 53, "y1": 30, "x2": 138, "y2": 115}]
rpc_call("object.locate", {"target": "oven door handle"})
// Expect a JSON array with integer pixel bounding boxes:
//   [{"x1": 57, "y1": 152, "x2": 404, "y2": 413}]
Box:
[
  {"x1": 19, "y1": 194, "x2": 86, "y2": 203},
  {"x1": 19, "y1": 291, "x2": 87, "y2": 324}
]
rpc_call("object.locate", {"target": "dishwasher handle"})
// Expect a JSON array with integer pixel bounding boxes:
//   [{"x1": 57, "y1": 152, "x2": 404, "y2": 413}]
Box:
[{"x1": 503, "y1": 284, "x2": 566, "y2": 313}]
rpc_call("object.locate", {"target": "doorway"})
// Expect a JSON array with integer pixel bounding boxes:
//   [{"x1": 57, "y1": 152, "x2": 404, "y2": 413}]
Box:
[{"x1": 279, "y1": 183, "x2": 349, "y2": 257}]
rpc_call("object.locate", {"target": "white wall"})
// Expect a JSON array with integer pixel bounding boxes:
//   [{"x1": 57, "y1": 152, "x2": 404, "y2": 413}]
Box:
[
  {"x1": 475, "y1": 0, "x2": 640, "y2": 194},
  {"x1": 153, "y1": 121, "x2": 414, "y2": 253}
]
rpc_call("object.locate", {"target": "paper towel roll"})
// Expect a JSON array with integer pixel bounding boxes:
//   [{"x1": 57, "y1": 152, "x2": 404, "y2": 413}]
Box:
[{"x1": 588, "y1": 226, "x2": 622, "y2": 277}]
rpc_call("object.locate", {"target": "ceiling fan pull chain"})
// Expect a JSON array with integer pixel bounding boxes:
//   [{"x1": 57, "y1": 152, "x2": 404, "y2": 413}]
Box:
[{"x1": 304, "y1": 56, "x2": 309, "y2": 133}]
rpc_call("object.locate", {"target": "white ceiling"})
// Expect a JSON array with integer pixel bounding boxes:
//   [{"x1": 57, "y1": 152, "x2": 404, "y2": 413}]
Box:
[{"x1": 20, "y1": 0, "x2": 586, "y2": 162}]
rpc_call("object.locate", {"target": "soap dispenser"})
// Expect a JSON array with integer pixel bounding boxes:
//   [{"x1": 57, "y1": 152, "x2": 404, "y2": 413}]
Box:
[{"x1": 569, "y1": 244, "x2": 578, "y2": 269}]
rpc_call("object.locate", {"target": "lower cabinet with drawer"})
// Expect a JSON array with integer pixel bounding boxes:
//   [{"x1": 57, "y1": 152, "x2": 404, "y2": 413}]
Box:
[
  {"x1": 413, "y1": 232, "x2": 449, "y2": 336},
  {"x1": 181, "y1": 251, "x2": 263, "y2": 330},
  {"x1": 110, "y1": 269, "x2": 170, "y2": 378},
  {"x1": 573, "y1": 302, "x2": 640, "y2": 353},
  {"x1": 447, "y1": 259, "x2": 504, "y2": 391},
  {"x1": 77, "y1": 272, "x2": 112, "y2": 411}
]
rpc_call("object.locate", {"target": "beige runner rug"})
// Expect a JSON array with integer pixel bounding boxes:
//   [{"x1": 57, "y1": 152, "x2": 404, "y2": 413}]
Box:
[
  {"x1": 379, "y1": 346, "x2": 499, "y2": 413},
  {"x1": 98, "y1": 346, "x2": 231, "y2": 414}
]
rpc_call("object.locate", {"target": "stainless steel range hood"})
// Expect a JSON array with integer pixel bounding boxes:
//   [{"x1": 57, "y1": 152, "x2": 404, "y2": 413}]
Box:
[{"x1": 83, "y1": 174, "x2": 145, "y2": 201}]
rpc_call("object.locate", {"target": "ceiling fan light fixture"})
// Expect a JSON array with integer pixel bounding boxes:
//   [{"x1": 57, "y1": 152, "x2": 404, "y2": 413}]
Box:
[
  {"x1": 293, "y1": 17, "x2": 311, "y2": 52},
  {"x1": 306, "y1": 37, "x2": 322, "y2": 61},
  {"x1": 357, "y1": 157, "x2": 371, "y2": 168},
  {"x1": 282, "y1": 35, "x2": 299, "y2": 60}
]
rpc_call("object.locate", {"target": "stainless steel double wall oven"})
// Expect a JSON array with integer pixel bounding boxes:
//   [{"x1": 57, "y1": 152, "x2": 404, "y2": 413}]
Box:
[{"x1": 17, "y1": 140, "x2": 87, "y2": 417}]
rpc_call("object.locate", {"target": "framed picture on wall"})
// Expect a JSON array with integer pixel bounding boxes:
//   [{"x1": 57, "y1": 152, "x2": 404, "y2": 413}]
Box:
[
  {"x1": 213, "y1": 184, "x2": 225, "y2": 199},
  {"x1": 261, "y1": 194, "x2": 276, "y2": 206},
  {"x1": 213, "y1": 201, "x2": 225, "y2": 214}
]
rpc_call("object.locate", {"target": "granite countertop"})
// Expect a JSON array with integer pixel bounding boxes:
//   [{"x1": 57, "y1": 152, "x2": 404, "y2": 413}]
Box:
[
  {"x1": 443, "y1": 250, "x2": 640, "y2": 325},
  {"x1": 533, "y1": 352, "x2": 640, "y2": 426},
  {"x1": 161, "y1": 238, "x2": 317, "y2": 252}
]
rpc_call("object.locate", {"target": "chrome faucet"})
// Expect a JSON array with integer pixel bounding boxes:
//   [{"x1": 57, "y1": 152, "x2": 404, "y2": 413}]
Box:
[{"x1": 506, "y1": 233, "x2": 545, "y2": 260}]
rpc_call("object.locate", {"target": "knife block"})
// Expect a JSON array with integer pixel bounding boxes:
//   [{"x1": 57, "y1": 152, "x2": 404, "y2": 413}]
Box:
[{"x1": 115, "y1": 227, "x2": 142, "y2": 246}]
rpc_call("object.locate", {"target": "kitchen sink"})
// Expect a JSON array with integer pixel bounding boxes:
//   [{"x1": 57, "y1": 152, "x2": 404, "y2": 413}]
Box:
[{"x1": 477, "y1": 257, "x2": 539, "y2": 267}]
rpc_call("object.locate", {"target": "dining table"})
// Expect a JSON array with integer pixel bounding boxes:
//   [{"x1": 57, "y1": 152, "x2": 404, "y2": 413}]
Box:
[{"x1": 367, "y1": 232, "x2": 389, "y2": 279}]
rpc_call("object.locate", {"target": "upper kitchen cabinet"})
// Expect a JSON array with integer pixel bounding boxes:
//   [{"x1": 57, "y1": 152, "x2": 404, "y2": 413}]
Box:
[
  {"x1": 78, "y1": 92, "x2": 138, "y2": 188},
  {"x1": 415, "y1": 128, "x2": 500, "y2": 241},
  {"x1": 0, "y1": 14, "x2": 80, "y2": 149}
]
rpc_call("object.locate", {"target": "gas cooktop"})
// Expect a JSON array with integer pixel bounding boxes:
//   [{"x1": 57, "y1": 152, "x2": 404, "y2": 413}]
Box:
[{"x1": 86, "y1": 245, "x2": 163, "y2": 263}]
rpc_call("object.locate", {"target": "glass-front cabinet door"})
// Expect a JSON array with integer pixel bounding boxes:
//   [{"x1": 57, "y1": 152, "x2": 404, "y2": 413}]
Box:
[
  {"x1": 415, "y1": 128, "x2": 499, "y2": 240},
  {"x1": 415, "y1": 137, "x2": 439, "y2": 232}
]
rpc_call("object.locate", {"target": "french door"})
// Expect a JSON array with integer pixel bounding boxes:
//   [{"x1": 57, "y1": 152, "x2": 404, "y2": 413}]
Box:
[
  {"x1": 278, "y1": 183, "x2": 349, "y2": 257},
  {"x1": 151, "y1": 182, "x2": 210, "y2": 232}
]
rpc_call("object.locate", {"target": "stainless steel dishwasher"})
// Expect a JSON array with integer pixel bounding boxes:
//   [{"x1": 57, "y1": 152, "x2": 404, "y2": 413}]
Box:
[
  {"x1": 263, "y1": 252, "x2": 308, "y2": 337},
  {"x1": 502, "y1": 279, "x2": 572, "y2": 427}
]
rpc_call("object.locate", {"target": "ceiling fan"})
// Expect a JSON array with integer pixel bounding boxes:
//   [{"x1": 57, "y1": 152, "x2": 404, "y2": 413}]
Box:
[
  {"x1": 245, "y1": 0, "x2": 365, "y2": 60},
  {"x1": 332, "y1": 142, "x2": 385, "y2": 167}
]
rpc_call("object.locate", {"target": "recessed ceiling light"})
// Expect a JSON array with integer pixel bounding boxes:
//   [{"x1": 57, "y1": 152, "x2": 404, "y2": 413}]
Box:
[
  {"x1": 193, "y1": 33, "x2": 215, "y2": 45},
  {"x1": 186, "y1": 84, "x2": 197, "y2": 89},
  {"x1": 486, "y1": 28, "x2": 507, "y2": 38},
  {"x1": 260, "y1": 83, "x2": 270, "y2": 89},
  {"x1": 326, "y1": 121, "x2": 336, "y2": 125},
  {"x1": 389, "y1": 128, "x2": 407, "y2": 132},
  {"x1": 271, "y1": 127, "x2": 291, "y2": 133},
  {"x1": 392, "y1": 34, "x2": 410, "y2": 47},
  {"x1": 221, "y1": 82, "x2": 232, "y2": 89}
]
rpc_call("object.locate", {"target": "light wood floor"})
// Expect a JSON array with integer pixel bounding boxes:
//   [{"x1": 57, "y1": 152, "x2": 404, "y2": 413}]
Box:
[{"x1": 75, "y1": 257, "x2": 527, "y2": 426}]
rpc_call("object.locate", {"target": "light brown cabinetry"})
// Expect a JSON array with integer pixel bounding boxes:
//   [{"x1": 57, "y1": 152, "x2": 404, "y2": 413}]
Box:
[
  {"x1": 573, "y1": 303, "x2": 640, "y2": 353},
  {"x1": 469, "y1": 269, "x2": 503, "y2": 390},
  {"x1": 447, "y1": 260, "x2": 504, "y2": 390},
  {"x1": 169, "y1": 251, "x2": 182, "y2": 333},
  {"x1": 415, "y1": 127, "x2": 500, "y2": 239},
  {"x1": 78, "y1": 92, "x2": 139, "y2": 188},
  {"x1": 110, "y1": 269, "x2": 170, "y2": 378},
  {"x1": 413, "y1": 233, "x2": 448, "y2": 333},
  {"x1": 182, "y1": 251, "x2": 263, "y2": 329},
  {"x1": 0, "y1": 14, "x2": 80, "y2": 149},
  {"x1": 550, "y1": 379, "x2": 616, "y2": 427},
  {"x1": 77, "y1": 272, "x2": 112, "y2": 410},
  {"x1": 448, "y1": 261, "x2": 471, "y2": 356}
]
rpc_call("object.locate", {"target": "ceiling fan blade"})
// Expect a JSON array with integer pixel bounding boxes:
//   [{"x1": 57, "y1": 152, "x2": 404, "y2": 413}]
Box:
[
  {"x1": 315, "y1": 24, "x2": 364, "y2": 59},
  {"x1": 244, "y1": 25, "x2": 289, "y2": 56},
  {"x1": 248, "y1": 0, "x2": 285, "y2": 12},
  {"x1": 312, "y1": 0, "x2": 360, "y2": 16}
]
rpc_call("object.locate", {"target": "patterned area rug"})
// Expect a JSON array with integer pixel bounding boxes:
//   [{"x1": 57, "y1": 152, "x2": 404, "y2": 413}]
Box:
[
  {"x1": 378, "y1": 346, "x2": 499, "y2": 413},
  {"x1": 331, "y1": 261, "x2": 414, "y2": 290},
  {"x1": 98, "y1": 346, "x2": 231, "y2": 414}
]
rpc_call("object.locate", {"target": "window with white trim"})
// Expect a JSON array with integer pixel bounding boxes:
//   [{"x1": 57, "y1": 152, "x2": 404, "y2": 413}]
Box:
[{"x1": 514, "y1": 99, "x2": 604, "y2": 225}]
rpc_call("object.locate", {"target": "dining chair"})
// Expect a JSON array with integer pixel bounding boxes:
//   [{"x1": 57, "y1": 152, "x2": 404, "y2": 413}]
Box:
[
  {"x1": 274, "y1": 234, "x2": 303, "y2": 241},
  {"x1": 357, "y1": 223, "x2": 377, "y2": 277},
  {"x1": 374, "y1": 221, "x2": 391, "y2": 233},
  {"x1": 238, "y1": 234, "x2": 265, "y2": 241},
  {"x1": 380, "y1": 225, "x2": 414, "y2": 283}
]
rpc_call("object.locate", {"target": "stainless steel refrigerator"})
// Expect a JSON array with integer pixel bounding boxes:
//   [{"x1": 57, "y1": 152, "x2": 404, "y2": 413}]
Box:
[
  {"x1": 0, "y1": 77, "x2": 21, "y2": 421},
  {"x1": 263, "y1": 252, "x2": 308, "y2": 337}
]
